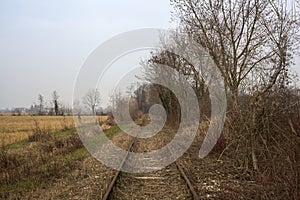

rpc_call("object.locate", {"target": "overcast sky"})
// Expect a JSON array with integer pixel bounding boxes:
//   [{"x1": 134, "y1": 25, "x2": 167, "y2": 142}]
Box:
[
  {"x1": 0, "y1": 1, "x2": 299, "y2": 109},
  {"x1": 0, "y1": 0, "x2": 172, "y2": 109}
]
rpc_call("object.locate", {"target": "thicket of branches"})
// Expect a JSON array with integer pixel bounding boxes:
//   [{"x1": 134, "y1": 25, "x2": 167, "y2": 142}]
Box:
[{"x1": 140, "y1": 0, "x2": 300, "y2": 198}]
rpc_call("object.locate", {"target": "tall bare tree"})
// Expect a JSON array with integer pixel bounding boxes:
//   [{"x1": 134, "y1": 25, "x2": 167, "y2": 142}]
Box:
[
  {"x1": 52, "y1": 90, "x2": 59, "y2": 116},
  {"x1": 38, "y1": 94, "x2": 44, "y2": 115},
  {"x1": 144, "y1": 29, "x2": 212, "y2": 119},
  {"x1": 109, "y1": 90, "x2": 129, "y2": 121},
  {"x1": 167, "y1": 0, "x2": 300, "y2": 170},
  {"x1": 171, "y1": 0, "x2": 299, "y2": 110},
  {"x1": 83, "y1": 89, "x2": 101, "y2": 115}
]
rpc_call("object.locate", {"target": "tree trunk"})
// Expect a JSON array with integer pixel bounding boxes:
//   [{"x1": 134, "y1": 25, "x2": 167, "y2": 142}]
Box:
[
  {"x1": 251, "y1": 96, "x2": 261, "y2": 171},
  {"x1": 231, "y1": 89, "x2": 240, "y2": 113},
  {"x1": 251, "y1": 134, "x2": 259, "y2": 171}
]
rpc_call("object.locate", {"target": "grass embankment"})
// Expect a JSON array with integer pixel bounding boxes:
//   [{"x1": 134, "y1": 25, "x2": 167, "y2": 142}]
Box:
[{"x1": 0, "y1": 124, "x2": 121, "y2": 198}]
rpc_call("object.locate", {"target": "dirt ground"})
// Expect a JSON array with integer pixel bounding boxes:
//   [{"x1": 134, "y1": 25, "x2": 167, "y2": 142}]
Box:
[{"x1": 0, "y1": 126, "x2": 292, "y2": 199}]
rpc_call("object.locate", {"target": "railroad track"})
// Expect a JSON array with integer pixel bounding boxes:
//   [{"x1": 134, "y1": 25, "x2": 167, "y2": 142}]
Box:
[
  {"x1": 102, "y1": 137, "x2": 136, "y2": 200},
  {"x1": 102, "y1": 132, "x2": 200, "y2": 200}
]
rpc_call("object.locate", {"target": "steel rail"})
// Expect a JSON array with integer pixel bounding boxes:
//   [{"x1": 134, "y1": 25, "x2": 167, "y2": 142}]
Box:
[{"x1": 102, "y1": 138, "x2": 136, "y2": 200}]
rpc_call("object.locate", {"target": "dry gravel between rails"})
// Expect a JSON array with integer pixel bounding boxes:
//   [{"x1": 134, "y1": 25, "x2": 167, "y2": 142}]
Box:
[{"x1": 107, "y1": 130, "x2": 196, "y2": 200}]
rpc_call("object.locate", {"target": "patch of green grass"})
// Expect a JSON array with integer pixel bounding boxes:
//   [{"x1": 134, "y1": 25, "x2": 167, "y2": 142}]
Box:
[
  {"x1": 54, "y1": 129, "x2": 76, "y2": 138},
  {"x1": 58, "y1": 147, "x2": 89, "y2": 160},
  {"x1": 104, "y1": 124, "x2": 131, "y2": 138},
  {"x1": 0, "y1": 147, "x2": 90, "y2": 195},
  {"x1": 82, "y1": 125, "x2": 127, "y2": 148},
  {"x1": 5, "y1": 138, "x2": 28, "y2": 149},
  {"x1": 118, "y1": 124, "x2": 130, "y2": 129},
  {"x1": 0, "y1": 175, "x2": 49, "y2": 195},
  {"x1": 40, "y1": 148, "x2": 89, "y2": 170},
  {"x1": 104, "y1": 125, "x2": 121, "y2": 138},
  {"x1": 84, "y1": 134, "x2": 107, "y2": 149}
]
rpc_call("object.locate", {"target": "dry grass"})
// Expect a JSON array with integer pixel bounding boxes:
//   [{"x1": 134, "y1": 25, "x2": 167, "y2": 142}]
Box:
[
  {"x1": 0, "y1": 128, "x2": 128, "y2": 199},
  {"x1": 0, "y1": 115, "x2": 108, "y2": 145}
]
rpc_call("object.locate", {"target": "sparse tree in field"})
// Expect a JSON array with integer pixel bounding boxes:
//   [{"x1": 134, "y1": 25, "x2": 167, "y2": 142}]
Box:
[
  {"x1": 73, "y1": 99, "x2": 82, "y2": 119},
  {"x1": 63, "y1": 104, "x2": 72, "y2": 115},
  {"x1": 52, "y1": 90, "x2": 59, "y2": 116},
  {"x1": 38, "y1": 94, "x2": 44, "y2": 115},
  {"x1": 59, "y1": 103, "x2": 65, "y2": 116},
  {"x1": 83, "y1": 89, "x2": 101, "y2": 115},
  {"x1": 13, "y1": 108, "x2": 22, "y2": 116}
]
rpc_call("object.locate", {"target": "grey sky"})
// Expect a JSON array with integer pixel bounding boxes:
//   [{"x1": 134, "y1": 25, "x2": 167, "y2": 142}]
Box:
[
  {"x1": 0, "y1": 1, "x2": 299, "y2": 109},
  {"x1": 0, "y1": 0, "x2": 172, "y2": 109}
]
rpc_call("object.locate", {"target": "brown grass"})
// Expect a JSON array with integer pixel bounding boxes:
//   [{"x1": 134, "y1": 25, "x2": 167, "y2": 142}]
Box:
[{"x1": 0, "y1": 115, "x2": 108, "y2": 145}]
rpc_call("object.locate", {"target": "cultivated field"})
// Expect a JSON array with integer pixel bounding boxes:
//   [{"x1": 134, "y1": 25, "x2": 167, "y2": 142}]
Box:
[{"x1": 0, "y1": 115, "x2": 108, "y2": 145}]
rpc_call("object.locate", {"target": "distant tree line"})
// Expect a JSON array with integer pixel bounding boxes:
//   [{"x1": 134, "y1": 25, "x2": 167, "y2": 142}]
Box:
[
  {"x1": 33, "y1": 90, "x2": 72, "y2": 116},
  {"x1": 9, "y1": 91, "x2": 72, "y2": 116}
]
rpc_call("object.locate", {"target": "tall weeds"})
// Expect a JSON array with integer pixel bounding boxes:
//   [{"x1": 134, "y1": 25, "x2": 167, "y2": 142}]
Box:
[{"x1": 221, "y1": 88, "x2": 300, "y2": 198}]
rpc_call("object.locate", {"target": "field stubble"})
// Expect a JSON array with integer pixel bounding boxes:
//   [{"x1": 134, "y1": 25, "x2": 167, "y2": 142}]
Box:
[{"x1": 0, "y1": 115, "x2": 108, "y2": 145}]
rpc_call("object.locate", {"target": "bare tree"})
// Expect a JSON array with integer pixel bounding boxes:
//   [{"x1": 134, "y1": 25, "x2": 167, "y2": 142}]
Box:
[
  {"x1": 171, "y1": 0, "x2": 299, "y2": 111},
  {"x1": 38, "y1": 94, "x2": 44, "y2": 115},
  {"x1": 109, "y1": 90, "x2": 128, "y2": 121},
  {"x1": 166, "y1": 0, "x2": 300, "y2": 171},
  {"x1": 83, "y1": 89, "x2": 101, "y2": 115},
  {"x1": 144, "y1": 29, "x2": 211, "y2": 119},
  {"x1": 52, "y1": 90, "x2": 59, "y2": 116},
  {"x1": 13, "y1": 108, "x2": 22, "y2": 116},
  {"x1": 73, "y1": 99, "x2": 82, "y2": 119}
]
